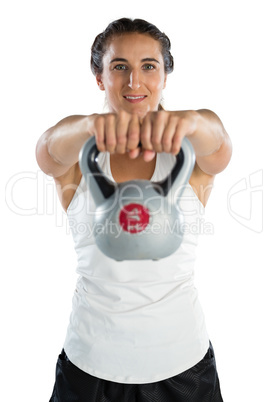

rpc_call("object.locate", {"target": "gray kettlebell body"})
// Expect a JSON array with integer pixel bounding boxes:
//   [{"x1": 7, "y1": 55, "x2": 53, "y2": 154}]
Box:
[{"x1": 79, "y1": 137, "x2": 195, "y2": 260}]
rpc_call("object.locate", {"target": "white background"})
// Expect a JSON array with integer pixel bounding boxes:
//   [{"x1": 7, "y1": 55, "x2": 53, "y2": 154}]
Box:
[{"x1": 1, "y1": 0, "x2": 267, "y2": 400}]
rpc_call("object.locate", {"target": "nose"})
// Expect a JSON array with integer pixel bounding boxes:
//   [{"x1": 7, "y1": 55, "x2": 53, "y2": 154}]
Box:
[{"x1": 128, "y1": 70, "x2": 141, "y2": 90}]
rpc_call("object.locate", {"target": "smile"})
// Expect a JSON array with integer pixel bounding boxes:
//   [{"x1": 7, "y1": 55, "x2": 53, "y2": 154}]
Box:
[{"x1": 123, "y1": 95, "x2": 147, "y2": 103}]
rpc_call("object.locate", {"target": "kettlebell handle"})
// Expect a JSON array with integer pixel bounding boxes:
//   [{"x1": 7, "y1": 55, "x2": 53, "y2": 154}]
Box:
[
  {"x1": 79, "y1": 136, "x2": 195, "y2": 203},
  {"x1": 79, "y1": 137, "x2": 117, "y2": 205},
  {"x1": 154, "y1": 138, "x2": 195, "y2": 197}
]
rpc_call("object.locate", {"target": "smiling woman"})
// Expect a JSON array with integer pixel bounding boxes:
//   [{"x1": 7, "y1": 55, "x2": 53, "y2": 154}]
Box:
[
  {"x1": 96, "y1": 33, "x2": 167, "y2": 117},
  {"x1": 36, "y1": 17, "x2": 231, "y2": 402}
]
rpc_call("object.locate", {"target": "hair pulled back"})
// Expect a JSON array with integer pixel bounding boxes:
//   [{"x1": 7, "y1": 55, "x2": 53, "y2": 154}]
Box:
[{"x1": 91, "y1": 18, "x2": 174, "y2": 76}]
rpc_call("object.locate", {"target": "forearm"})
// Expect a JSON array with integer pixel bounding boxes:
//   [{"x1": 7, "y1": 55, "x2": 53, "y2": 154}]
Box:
[
  {"x1": 46, "y1": 115, "x2": 95, "y2": 166},
  {"x1": 189, "y1": 109, "x2": 227, "y2": 157},
  {"x1": 188, "y1": 109, "x2": 232, "y2": 175}
]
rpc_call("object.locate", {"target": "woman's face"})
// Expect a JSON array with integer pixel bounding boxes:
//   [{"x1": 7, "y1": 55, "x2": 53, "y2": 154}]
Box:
[{"x1": 96, "y1": 33, "x2": 167, "y2": 117}]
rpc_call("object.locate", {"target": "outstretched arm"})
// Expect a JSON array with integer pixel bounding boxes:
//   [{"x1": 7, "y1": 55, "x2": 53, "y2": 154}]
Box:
[
  {"x1": 139, "y1": 109, "x2": 232, "y2": 175},
  {"x1": 36, "y1": 115, "x2": 93, "y2": 178}
]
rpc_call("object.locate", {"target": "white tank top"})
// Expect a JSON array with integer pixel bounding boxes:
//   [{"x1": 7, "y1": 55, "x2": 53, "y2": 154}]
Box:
[{"x1": 64, "y1": 151, "x2": 209, "y2": 384}]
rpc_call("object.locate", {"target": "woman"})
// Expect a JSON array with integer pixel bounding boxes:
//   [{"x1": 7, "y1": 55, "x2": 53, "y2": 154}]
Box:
[{"x1": 36, "y1": 18, "x2": 232, "y2": 402}]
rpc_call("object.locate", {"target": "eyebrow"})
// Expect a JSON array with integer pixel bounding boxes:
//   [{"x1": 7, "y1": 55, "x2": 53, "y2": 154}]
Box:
[{"x1": 110, "y1": 57, "x2": 160, "y2": 64}]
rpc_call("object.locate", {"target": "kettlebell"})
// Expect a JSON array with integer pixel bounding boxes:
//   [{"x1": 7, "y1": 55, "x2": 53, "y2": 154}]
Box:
[{"x1": 79, "y1": 137, "x2": 195, "y2": 260}]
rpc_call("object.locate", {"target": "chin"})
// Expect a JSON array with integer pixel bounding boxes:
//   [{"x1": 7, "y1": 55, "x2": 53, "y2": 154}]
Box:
[{"x1": 126, "y1": 105, "x2": 152, "y2": 118}]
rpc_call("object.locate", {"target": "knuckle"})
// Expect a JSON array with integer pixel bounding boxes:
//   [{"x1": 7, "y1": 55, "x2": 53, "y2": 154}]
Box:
[
  {"x1": 127, "y1": 133, "x2": 139, "y2": 148},
  {"x1": 169, "y1": 112, "x2": 177, "y2": 121},
  {"x1": 95, "y1": 132, "x2": 103, "y2": 142},
  {"x1": 140, "y1": 134, "x2": 148, "y2": 147},
  {"x1": 152, "y1": 136, "x2": 161, "y2": 146},
  {"x1": 95, "y1": 114, "x2": 104, "y2": 128},
  {"x1": 172, "y1": 139, "x2": 181, "y2": 154},
  {"x1": 106, "y1": 136, "x2": 116, "y2": 147},
  {"x1": 118, "y1": 109, "x2": 126, "y2": 117},
  {"x1": 156, "y1": 110, "x2": 166, "y2": 120},
  {"x1": 162, "y1": 135, "x2": 171, "y2": 146},
  {"x1": 140, "y1": 129, "x2": 148, "y2": 141},
  {"x1": 118, "y1": 110, "x2": 129, "y2": 122},
  {"x1": 106, "y1": 113, "x2": 116, "y2": 123},
  {"x1": 154, "y1": 112, "x2": 163, "y2": 123},
  {"x1": 117, "y1": 135, "x2": 127, "y2": 145},
  {"x1": 162, "y1": 141, "x2": 171, "y2": 152},
  {"x1": 178, "y1": 116, "x2": 188, "y2": 129},
  {"x1": 95, "y1": 138, "x2": 105, "y2": 151}
]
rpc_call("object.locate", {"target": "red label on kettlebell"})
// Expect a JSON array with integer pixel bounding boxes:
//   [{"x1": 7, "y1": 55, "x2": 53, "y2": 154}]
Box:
[{"x1": 119, "y1": 203, "x2": 150, "y2": 233}]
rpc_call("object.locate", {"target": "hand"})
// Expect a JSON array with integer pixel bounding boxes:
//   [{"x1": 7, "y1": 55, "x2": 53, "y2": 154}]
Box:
[
  {"x1": 90, "y1": 110, "x2": 198, "y2": 162},
  {"x1": 139, "y1": 110, "x2": 198, "y2": 161},
  {"x1": 90, "y1": 110, "x2": 141, "y2": 156}
]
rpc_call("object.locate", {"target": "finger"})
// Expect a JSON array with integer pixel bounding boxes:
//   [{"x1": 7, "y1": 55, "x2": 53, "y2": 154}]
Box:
[
  {"x1": 142, "y1": 150, "x2": 156, "y2": 162},
  {"x1": 126, "y1": 114, "x2": 140, "y2": 151},
  {"x1": 162, "y1": 115, "x2": 178, "y2": 153},
  {"x1": 115, "y1": 111, "x2": 129, "y2": 154},
  {"x1": 151, "y1": 112, "x2": 167, "y2": 153},
  {"x1": 128, "y1": 148, "x2": 141, "y2": 159},
  {"x1": 140, "y1": 113, "x2": 153, "y2": 151},
  {"x1": 171, "y1": 124, "x2": 183, "y2": 155},
  {"x1": 171, "y1": 117, "x2": 193, "y2": 154},
  {"x1": 94, "y1": 115, "x2": 106, "y2": 152},
  {"x1": 104, "y1": 114, "x2": 117, "y2": 153},
  {"x1": 171, "y1": 117, "x2": 196, "y2": 155}
]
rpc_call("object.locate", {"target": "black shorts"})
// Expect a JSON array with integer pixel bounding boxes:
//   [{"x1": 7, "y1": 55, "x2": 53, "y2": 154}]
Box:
[{"x1": 49, "y1": 342, "x2": 223, "y2": 402}]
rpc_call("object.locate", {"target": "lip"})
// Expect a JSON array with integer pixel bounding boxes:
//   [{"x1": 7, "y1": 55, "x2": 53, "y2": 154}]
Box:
[{"x1": 123, "y1": 95, "x2": 147, "y2": 104}]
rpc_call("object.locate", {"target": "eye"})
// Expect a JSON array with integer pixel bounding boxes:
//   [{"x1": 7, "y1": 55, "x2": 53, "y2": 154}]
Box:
[
  {"x1": 114, "y1": 64, "x2": 128, "y2": 71},
  {"x1": 142, "y1": 64, "x2": 155, "y2": 70}
]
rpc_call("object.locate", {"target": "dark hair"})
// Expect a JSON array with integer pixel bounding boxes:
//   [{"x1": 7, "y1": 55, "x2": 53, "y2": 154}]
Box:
[{"x1": 91, "y1": 18, "x2": 174, "y2": 76}]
